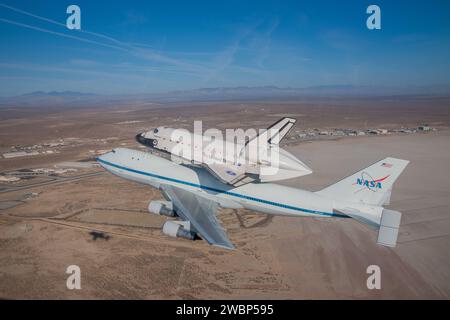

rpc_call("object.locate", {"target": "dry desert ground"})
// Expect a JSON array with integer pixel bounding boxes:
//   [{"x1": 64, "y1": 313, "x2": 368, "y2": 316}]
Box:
[{"x1": 0, "y1": 99, "x2": 450, "y2": 299}]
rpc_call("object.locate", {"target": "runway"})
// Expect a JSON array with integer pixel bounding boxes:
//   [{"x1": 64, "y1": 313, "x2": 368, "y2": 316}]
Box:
[{"x1": 0, "y1": 171, "x2": 104, "y2": 194}]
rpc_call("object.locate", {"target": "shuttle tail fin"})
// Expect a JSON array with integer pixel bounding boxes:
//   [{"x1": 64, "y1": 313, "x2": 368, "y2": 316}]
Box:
[{"x1": 246, "y1": 117, "x2": 296, "y2": 147}]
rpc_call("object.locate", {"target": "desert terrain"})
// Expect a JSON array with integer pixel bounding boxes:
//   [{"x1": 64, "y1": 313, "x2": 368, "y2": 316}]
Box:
[{"x1": 0, "y1": 96, "x2": 450, "y2": 299}]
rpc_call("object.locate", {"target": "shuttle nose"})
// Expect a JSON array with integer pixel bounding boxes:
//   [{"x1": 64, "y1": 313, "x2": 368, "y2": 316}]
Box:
[{"x1": 136, "y1": 133, "x2": 158, "y2": 148}]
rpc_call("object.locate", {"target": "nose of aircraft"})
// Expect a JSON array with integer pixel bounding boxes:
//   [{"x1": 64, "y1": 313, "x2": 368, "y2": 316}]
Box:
[{"x1": 96, "y1": 149, "x2": 117, "y2": 167}]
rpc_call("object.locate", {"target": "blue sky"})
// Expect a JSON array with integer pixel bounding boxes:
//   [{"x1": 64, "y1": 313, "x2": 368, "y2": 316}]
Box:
[{"x1": 0, "y1": 0, "x2": 450, "y2": 96}]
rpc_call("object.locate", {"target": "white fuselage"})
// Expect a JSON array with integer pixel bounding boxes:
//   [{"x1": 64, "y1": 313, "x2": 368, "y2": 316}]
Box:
[{"x1": 97, "y1": 148, "x2": 349, "y2": 219}]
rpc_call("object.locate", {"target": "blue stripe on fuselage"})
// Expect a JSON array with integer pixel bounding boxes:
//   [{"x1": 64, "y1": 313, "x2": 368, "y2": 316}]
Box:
[{"x1": 97, "y1": 158, "x2": 348, "y2": 218}]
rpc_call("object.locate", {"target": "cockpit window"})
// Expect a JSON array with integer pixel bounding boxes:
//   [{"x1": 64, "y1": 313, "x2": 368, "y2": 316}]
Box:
[{"x1": 153, "y1": 128, "x2": 159, "y2": 134}]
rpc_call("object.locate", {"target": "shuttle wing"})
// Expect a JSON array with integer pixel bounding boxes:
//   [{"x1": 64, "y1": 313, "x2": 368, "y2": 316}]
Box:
[
  {"x1": 160, "y1": 184, "x2": 234, "y2": 249},
  {"x1": 203, "y1": 162, "x2": 256, "y2": 187}
]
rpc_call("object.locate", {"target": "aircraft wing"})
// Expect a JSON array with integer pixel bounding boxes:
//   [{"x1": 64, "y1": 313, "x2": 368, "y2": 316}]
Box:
[{"x1": 160, "y1": 184, "x2": 235, "y2": 249}]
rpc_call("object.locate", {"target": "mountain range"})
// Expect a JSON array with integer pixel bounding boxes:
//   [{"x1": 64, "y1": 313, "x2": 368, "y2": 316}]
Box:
[{"x1": 1, "y1": 85, "x2": 449, "y2": 108}]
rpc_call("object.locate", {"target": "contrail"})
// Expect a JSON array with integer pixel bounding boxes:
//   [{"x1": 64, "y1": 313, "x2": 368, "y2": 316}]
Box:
[
  {"x1": 0, "y1": 3, "x2": 207, "y2": 73},
  {"x1": 0, "y1": 2, "x2": 130, "y2": 49},
  {"x1": 0, "y1": 18, "x2": 130, "y2": 53}
]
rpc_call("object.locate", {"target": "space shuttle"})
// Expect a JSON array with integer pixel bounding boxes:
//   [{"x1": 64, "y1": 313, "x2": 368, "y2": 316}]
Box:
[{"x1": 135, "y1": 118, "x2": 312, "y2": 186}]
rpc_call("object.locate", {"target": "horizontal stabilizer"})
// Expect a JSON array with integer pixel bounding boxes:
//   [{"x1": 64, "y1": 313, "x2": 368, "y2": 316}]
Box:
[
  {"x1": 377, "y1": 209, "x2": 401, "y2": 247},
  {"x1": 334, "y1": 206, "x2": 402, "y2": 247}
]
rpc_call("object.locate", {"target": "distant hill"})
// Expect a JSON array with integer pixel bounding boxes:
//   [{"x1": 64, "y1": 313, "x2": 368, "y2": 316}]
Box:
[
  {"x1": 0, "y1": 90, "x2": 100, "y2": 108},
  {"x1": 22, "y1": 91, "x2": 97, "y2": 97},
  {"x1": 1, "y1": 85, "x2": 449, "y2": 108}
]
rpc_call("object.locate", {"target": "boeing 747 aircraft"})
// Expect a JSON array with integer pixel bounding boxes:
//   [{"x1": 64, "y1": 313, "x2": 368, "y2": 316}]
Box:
[{"x1": 97, "y1": 141, "x2": 409, "y2": 249}]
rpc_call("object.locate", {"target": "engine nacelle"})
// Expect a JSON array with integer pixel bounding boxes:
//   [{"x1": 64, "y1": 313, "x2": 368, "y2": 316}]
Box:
[
  {"x1": 162, "y1": 221, "x2": 196, "y2": 240},
  {"x1": 148, "y1": 200, "x2": 176, "y2": 217}
]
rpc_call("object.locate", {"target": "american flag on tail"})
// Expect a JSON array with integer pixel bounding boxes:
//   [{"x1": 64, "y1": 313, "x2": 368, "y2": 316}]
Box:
[{"x1": 381, "y1": 162, "x2": 393, "y2": 168}]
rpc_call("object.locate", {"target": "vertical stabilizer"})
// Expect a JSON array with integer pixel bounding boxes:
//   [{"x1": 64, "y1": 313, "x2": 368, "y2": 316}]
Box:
[
  {"x1": 246, "y1": 117, "x2": 296, "y2": 147},
  {"x1": 317, "y1": 157, "x2": 409, "y2": 206}
]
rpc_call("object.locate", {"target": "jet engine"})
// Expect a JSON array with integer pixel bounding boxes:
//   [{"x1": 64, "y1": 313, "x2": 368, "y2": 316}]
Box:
[
  {"x1": 148, "y1": 200, "x2": 176, "y2": 217},
  {"x1": 162, "y1": 221, "x2": 196, "y2": 240}
]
